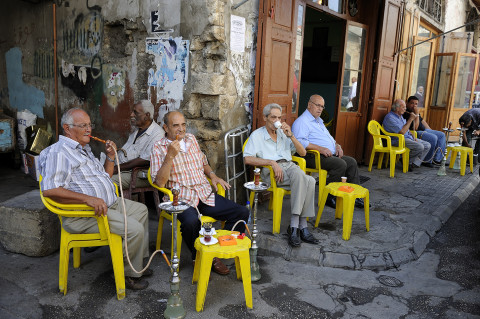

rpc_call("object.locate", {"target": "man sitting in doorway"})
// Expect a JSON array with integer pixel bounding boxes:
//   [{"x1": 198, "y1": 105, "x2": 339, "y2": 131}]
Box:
[
  {"x1": 403, "y1": 96, "x2": 445, "y2": 167},
  {"x1": 292, "y1": 94, "x2": 364, "y2": 209}
]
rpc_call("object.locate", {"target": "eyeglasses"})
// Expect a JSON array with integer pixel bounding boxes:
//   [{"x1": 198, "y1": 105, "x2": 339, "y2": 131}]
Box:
[
  {"x1": 68, "y1": 123, "x2": 95, "y2": 129},
  {"x1": 310, "y1": 101, "x2": 324, "y2": 108}
]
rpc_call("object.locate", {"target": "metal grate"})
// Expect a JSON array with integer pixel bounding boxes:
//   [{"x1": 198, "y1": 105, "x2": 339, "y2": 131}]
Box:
[
  {"x1": 223, "y1": 125, "x2": 250, "y2": 202},
  {"x1": 417, "y1": 0, "x2": 443, "y2": 23}
]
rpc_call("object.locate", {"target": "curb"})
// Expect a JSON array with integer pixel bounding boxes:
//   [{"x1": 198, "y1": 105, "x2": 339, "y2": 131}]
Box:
[{"x1": 256, "y1": 172, "x2": 480, "y2": 271}]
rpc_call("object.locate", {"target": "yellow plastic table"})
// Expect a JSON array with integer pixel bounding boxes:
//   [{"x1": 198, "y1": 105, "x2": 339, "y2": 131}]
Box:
[
  {"x1": 315, "y1": 182, "x2": 370, "y2": 240},
  {"x1": 446, "y1": 146, "x2": 473, "y2": 176},
  {"x1": 192, "y1": 230, "x2": 252, "y2": 312}
]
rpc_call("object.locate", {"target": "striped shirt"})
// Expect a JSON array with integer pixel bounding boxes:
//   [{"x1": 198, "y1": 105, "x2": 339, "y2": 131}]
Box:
[
  {"x1": 150, "y1": 133, "x2": 214, "y2": 207},
  {"x1": 39, "y1": 135, "x2": 117, "y2": 207}
]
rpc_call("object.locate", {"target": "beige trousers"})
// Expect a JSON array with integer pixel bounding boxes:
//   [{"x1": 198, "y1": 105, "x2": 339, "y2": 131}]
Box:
[
  {"x1": 262, "y1": 161, "x2": 316, "y2": 218},
  {"x1": 62, "y1": 198, "x2": 149, "y2": 278}
]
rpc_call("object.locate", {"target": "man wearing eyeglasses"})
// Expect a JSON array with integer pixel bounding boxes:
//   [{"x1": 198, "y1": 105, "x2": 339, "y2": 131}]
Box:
[
  {"x1": 111, "y1": 100, "x2": 164, "y2": 189},
  {"x1": 39, "y1": 108, "x2": 151, "y2": 290},
  {"x1": 292, "y1": 94, "x2": 364, "y2": 209}
]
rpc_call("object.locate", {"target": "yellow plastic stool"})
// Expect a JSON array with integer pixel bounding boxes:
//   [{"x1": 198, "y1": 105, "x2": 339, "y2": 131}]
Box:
[
  {"x1": 315, "y1": 182, "x2": 370, "y2": 240},
  {"x1": 192, "y1": 230, "x2": 252, "y2": 312},
  {"x1": 446, "y1": 146, "x2": 473, "y2": 176}
]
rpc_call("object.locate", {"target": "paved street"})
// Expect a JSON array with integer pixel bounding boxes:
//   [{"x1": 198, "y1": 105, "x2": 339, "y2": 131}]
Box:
[{"x1": 0, "y1": 163, "x2": 479, "y2": 318}]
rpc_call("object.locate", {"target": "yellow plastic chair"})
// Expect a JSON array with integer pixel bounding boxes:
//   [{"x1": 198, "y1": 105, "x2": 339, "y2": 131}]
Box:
[
  {"x1": 367, "y1": 120, "x2": 410, "y2": 178},
  {"x1": 39, "y1": 175, "x2": 126, "y2": 300},
  {"x1": 192, "y1": 230, "x2": 252, "y2": 311},
  {"x1": 304, "y1": 150, "x2": 328, "y2": 207},
  {"x1": 446, "y1": 145, "x2": 473, "y2": 176},
  {"x1": 315, "y1": 182, "x2": 370, "y2": 240},
  {"x1": 242, "y1": 138, "x2": 307, "y2": 234},
  {"x1": 147, "y1": 168, "x2": 225, "y2": 261}
]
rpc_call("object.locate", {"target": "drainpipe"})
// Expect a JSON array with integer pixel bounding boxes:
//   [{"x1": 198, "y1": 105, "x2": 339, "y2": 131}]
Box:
[{"x1": 53, "y1": 3, "x2": 58, "y2": 141}]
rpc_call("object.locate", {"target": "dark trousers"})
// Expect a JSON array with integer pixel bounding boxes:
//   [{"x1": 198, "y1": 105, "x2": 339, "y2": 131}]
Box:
[
  {"x1": 464, "y1": 129, "x2": 480, "y2": 155},
  {"x1": 302, "y1": 152, "x2": 360, "y2": 184},
  {"x1": 177, "y1": 194, "x2": 249, "y2": 260}
]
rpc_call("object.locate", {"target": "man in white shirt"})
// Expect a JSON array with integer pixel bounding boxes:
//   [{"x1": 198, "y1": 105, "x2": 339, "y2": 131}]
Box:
[{"x1": 112, "y1": 100, "x2": 164, "y2": 188}]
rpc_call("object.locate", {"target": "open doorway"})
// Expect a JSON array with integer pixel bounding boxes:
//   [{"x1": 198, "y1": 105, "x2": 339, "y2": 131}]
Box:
[{"x1": 298, "y1": 8, "x2": 345, "y2": 129}]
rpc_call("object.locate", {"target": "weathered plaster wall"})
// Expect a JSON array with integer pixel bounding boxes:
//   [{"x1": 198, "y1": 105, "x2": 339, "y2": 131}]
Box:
[
  {"x1": 445, "y1": 0, "x2": 468, "y2": 33},
  {"x1": 181, "y1": 0, "x2": 258, "y2": 169},
  {"x1": 0, "y1": 0, "x2": 257, "y2": 174},
  {"x1": 0, "y1": 1, "x2": 54, "y2": 128}
]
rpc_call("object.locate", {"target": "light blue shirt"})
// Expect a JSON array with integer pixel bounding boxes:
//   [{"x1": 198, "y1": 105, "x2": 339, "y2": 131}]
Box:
[
  {"x1": 292, "y1": 110, "x2": 336, "y2": 153},
  {"x1": 39, "y1": 135, "x2": 117, "y2": 207},
  {"x1": 382, "y1": 111, "x2": 414, "y2": 146},
  {"x1": 243, "y1": 126, "x2": 296, "y2": 161}
]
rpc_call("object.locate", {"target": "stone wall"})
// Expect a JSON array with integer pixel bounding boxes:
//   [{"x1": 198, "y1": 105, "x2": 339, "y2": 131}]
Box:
[{"x1": 0, "y1": 0, "x2": 258, "y2": 175}]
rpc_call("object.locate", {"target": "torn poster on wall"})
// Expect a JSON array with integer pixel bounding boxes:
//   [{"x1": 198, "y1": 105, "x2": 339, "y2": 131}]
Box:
[{"x1": 146, "y1": 37, "x2": 189, "y2": 123}]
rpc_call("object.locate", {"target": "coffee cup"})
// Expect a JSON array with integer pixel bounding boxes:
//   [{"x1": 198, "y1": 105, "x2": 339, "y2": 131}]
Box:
[
  {"x1": 274, "y1": 121, "x2": 282, "y2": 129},
  {"x1": 341, "y1": 176, "x2": 347, "y2": 183}
]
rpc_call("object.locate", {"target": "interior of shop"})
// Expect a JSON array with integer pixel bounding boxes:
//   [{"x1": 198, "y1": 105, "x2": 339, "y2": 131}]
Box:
[{"x1": 298, "y1": 8, "x2": 344, "y2": 127}]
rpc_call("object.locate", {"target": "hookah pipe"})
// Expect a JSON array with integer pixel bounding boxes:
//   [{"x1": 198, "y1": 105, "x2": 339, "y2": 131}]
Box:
[{"x1": 89, "y1": 134, "x2": 172, "y2": 270}]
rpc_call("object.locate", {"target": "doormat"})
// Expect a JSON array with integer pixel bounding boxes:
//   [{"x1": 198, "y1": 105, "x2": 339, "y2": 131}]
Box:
[{"x1": 359, "y1": 175, "x2": 371, "y2": 184}]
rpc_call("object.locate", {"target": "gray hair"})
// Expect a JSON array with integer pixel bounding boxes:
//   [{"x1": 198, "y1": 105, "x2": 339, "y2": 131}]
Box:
[
  {"x1": 163, "y1": 110, "x2": 184, "y2": 126},
  {"x1": 137, "y1": 100, "x2": 154, "y2": 120},
  {"x1": 263, "y1": 103, "x2": 282, "y2": 117},
  {"x1": 61, "y1": 107, "x2": 84, "y2": 132},
  {"x1": 391, "y1": 100, "x2": 403, "y2": 111}
]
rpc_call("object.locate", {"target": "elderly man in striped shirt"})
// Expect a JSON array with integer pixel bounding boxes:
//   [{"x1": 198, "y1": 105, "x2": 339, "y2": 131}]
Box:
[
  {"x1": 39, "y1": 108, "x2": 151, "y2": 290},
  {"x1": 151, "y1": 111, "x2": 249, "y2": 275}
]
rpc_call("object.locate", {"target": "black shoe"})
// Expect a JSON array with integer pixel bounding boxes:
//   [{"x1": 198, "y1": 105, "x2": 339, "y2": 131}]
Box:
[
  {"x1": 287, "y1": 226, "x2": 301, "y2": 247},
  {"x1": 421, "y1": 162, "x2": 434, "y2": 168},
  {"x1": 432, "y1": 160, "x2": 442, "y2": 166},
  {"x1": 355, "y1": 198, "x2": 370, "y2": 208},
  {"x1": 141, "y1": 268, "x2": 153, "y2": 277},
  {"x1": 325, "y1": 194, "x2": 336, "y2": 208},
  {"x1": 299, "y1": 228, "x2": 319, "y2": 244},
  {"x1": 125, "y1": 276, "x2": 149, "y2": 290},
  {"x1": 409, "y1": 163, "x2": 419, "y2": 172}
]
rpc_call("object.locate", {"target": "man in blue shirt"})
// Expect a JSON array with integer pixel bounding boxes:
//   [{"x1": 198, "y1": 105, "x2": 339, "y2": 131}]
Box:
[
  {"x1": 403, "y1": 96, "x2": 445, "y2": 167},
  {"x1": 292, "y1": 95, "x2": 363, "y2": 209},
  {"x1": 383, "y1": 99, "x2": 431, "y2": 171},
  {"x1": 244, "y1": 103, "x2": 318, "y2": 248}
]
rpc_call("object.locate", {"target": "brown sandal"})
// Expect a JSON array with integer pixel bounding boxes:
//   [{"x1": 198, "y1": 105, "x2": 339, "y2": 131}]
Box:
[{"x1": 212, "y1": 257, "x2": 229, "y2": 275}]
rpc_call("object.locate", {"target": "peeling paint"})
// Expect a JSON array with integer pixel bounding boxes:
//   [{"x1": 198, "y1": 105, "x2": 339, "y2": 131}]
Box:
[
  {"x1": 146, "y1": 37, "x2": 189, "y2": 117},
  {"x1": 103, "y1": 66, "x2": 125, "y2": 109},
  {"x1": 5, "y1": 47, "x2": 45, "y2": 118}
]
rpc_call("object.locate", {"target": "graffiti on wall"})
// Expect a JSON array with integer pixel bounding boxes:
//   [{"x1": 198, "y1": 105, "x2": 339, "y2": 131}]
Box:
[
  {"x1": 146, "y1": 37, "x2": 189, "y2": 121},
  {"x1": 34, "y1": 49, "x2": 54, "y2": 79},
  {"x1": 59, "y1": 5, "x2": 105, "y2": 105},
  {"x1": 5, "y1": 47, "x2": 45, "y2": 118},
  {"x1": 63, "y1": 10, "x2": 103, "y2": 58}
]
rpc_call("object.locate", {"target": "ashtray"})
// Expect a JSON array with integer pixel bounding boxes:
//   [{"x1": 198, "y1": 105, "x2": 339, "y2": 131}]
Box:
[
  {"x1": 158, "y1": 201, "x2": 190, "y2": 212},
  {"x1": 244, "y1": 181, "x2": 269, "y2": 191}
]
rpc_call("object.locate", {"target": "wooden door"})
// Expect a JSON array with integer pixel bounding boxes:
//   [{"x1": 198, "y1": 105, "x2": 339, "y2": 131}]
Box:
[
  {"x1": 254, "y1": 0, "x2": 300, "y2": 129},
  {"x1": 369, "y1": 0, "x2": 403, "y2": 123},
  {"x1": 335, "y1": 21, "x2": 368, "y2": 158},
  {"x1": 427, "y1": 53, "x2": 456, "y2": 132},
  {"x1": 366, "y1": 0, "x2": 403, "y2": 162}
]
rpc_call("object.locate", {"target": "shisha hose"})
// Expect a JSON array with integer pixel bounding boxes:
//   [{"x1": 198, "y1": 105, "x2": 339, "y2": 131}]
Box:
[{"x1": 89, "y1": 135, "x2": 171, "y2": 272}]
